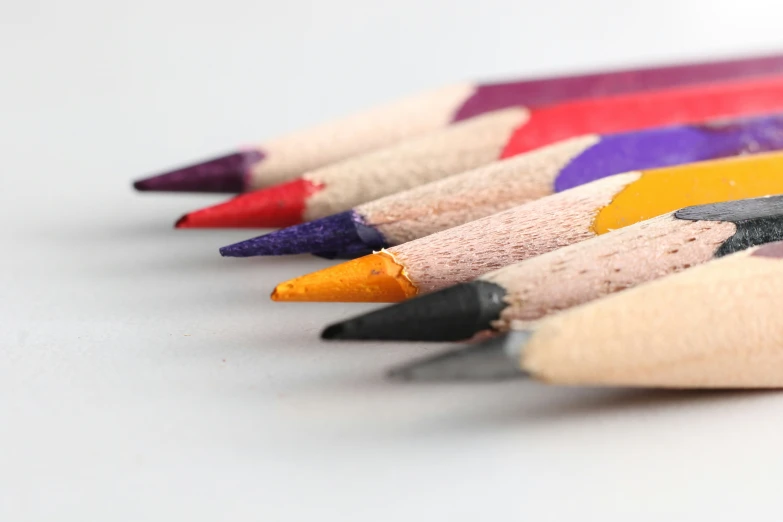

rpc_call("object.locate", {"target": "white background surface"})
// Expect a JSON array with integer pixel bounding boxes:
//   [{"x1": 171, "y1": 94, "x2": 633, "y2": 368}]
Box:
[{"x1": 3, "y1": 0, "x2": 783, "y2": 519}]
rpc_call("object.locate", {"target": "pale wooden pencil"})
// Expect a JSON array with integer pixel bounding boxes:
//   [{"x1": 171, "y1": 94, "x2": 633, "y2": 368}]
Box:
[{"x1": 390, "y1": 241, "x2": 783, "y2": 387}]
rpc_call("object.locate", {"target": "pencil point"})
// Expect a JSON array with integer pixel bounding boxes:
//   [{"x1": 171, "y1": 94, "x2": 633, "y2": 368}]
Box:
[
  {"x1": 219, "y1": 211, "x2": 388, "y2": 257},
  {"x1": 174, "y1": 178, "x2": 322, "y2": 229},
  {"x1": 174, "y1": 215, "x2": 188, "y2": 228},
  {"x1": 321, "y1": 281, "x2": 508, "y2": 341},
  {"x1": 388, "y1": 332, "x2": 531, "y2": 381},
  {"x1": 271, "y1": 252, "x2": 418, "y2": 302},
  {"x1": 133, "y1": 150, "x2": 265, "y2": 193},
  {"x1": 321, "y1": 323, "x2": 345, "y2": 339}
]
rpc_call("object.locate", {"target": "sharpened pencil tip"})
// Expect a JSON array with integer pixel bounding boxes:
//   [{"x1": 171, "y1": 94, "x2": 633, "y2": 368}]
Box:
[
  {"x1": 319, "y1": 281, "x2": 509, "y2": 341},
  {"x1": 217, "y1": 211, "x2": 388, "y2": 257},
  {"x1": 220, "y1": 242, "x2": 249, "y2": 257},
  {"x1": 133, "y1": 150, "x2": 265, "y2": 193},
  {"x1": 219, "y1": 240, "x2": 262, "y2": 257},
  {"x1": 173, "y1": 178, "x2": 322, "y2": 229},
  {"x1": 387, "y1": 333, "x2": 530, "y2": 381}
]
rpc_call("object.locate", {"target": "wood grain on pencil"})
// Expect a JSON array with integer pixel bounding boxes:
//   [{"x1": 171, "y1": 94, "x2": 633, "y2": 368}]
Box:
[
  {"x1": 222, "y1": 114, "x2": 783, "y2": 257},
  {"x1": 175, "y1": 108, "x2": 526, "y2": 228},
  {"x1": 391, "y1": 241, "x2": 783, "y2": 387},
  {"x1": 134, "y1": 52, "x2": 783, "y2": 193},
  {"x1": 522, "y1": 243, "x2": 783, "y2": 387},
  {"x1": 184, "y1": 75, "x2": 783, "y2": 229},
  {"x1": 272, "y1": 151, "x2": 783, "y2": 302},
  {"x1": 320, "y1": 196, "x2": 783, "y2": 342}
]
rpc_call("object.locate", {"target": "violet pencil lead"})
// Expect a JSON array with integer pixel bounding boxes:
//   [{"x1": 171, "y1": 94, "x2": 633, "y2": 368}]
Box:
[
  {"x1": 219, "y1": 211, "x2": 388, "y2": 257},
  {"x1": 133, "y1": 150, "x2": 265, "y2": 193}
]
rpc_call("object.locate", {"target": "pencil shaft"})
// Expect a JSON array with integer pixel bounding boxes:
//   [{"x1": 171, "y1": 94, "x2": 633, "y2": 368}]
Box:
[
  {"x1": 301, "y1": 108, "x2": 527, "y2": 220},
  {"x1": 179, "y1": 108, "x2": 526, "y2": 229},
  {"x1": 365, "y1": 113, "x2": 783, "y2": 246},
  {"x1": 259, "y1": 53, "x2": 783, "y2": 187},
  {"x1": 486, "y1": 216, "x2": 732, "y2": 324},
  {"x1": 308, "y1": 74, "x2": 783, "y2": 220},
  {"x1": 521, "y1": 244, "x2": 783, "y2": 387},
  {"x1": 213, "y1": 74, "x2": 783, "y2": 234},
  {"x1": 323, "y1": 196, "x2": 783, "y2": 342},
  {"x1": 137, "y1": 52, "x2": 783, "y2": 192},
  {"x1": 225, "y1": 113, "x2": 783, "y2": 258},
  {"x1": 393, "y1": 172, "x2": 637, "y2": 294},
  {"x1": 273, "y1": 150, "x2": 783, "y2": 304},
  {"x1": 395, "y1": 152, "x2": 783, "y2": 294},
  {"x1": 392, "y1": 242, "x2": 783, "y2": 386}
]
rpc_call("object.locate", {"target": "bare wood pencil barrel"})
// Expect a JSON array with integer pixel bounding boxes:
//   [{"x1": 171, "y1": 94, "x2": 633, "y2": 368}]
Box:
[
  {"x1": 523, "y1": 243, "x2": 783, "y2": 387},
  {"x1": 272, "y1": 151, "x2": 783, "y2": 303},
  {"x1": 320, "y1": 196, "x2": 783, "y2": 342},
  {"x1": 189, "y1": 74, "x2": 783, "y2": 229},
  {"x1": 392, "y1": 242, "x2": 783, "y2": 388},
  {"x1": 134, "y1": 52, "x2": 783, "y2": 193},
  {"x1": 221, "y1": 113, "x2": 783, "y2": 257}
]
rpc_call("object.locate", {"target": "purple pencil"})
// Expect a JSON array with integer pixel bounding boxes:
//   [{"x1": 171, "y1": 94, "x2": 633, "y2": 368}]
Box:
[
  {"x1": 135, "y1": 52, "x2": 783, "y2": 193},
  {"x1": 220, "y1": 113, "x2": 783, "y2": 259}
]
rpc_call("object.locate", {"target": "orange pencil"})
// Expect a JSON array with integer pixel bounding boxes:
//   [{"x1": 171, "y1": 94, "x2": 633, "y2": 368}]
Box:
[{"x1": 271, "y1": 151, "x2": 783, "y2": 303}]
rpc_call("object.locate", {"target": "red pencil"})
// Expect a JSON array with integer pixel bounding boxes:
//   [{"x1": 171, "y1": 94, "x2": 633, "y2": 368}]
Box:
[{"x1": 179, "y1": 75, "x2": 783, "y2": 229}]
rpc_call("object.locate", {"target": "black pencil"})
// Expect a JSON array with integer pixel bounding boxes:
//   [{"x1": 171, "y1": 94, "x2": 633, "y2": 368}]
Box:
[{"x1": 390, "y1": 240, "x2": 783, "y2": 387}]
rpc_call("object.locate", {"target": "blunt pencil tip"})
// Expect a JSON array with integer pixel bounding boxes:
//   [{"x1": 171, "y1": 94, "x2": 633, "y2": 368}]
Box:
[
  {"x1": 320, "y1": 323, "x2": 345, "y2": 340},
  {"x1": 270, "y1": 252, "x2": 418, "y2": 302},
  {"x1": 218, "y1": 244, "x2": 238, "y2": 257}
]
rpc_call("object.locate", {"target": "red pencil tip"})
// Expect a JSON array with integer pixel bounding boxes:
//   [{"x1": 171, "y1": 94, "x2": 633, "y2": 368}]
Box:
[{"x1": 173, "y1": 178, "x2": 323, "y2": 228}]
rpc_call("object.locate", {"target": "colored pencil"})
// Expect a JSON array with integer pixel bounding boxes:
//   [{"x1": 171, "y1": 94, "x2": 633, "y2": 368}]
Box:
[
  {"x1": 175, "y1": 108, "x2": 525, "y2": 228},
  {"x1": 389, "y1": 241, "x2": 783, "y2": 386},
  {"x1": 220, "y1": 114, "x2": 783, "y2": 258},
  {"x1": 134, "y1": 52, "x2": 783, "y2": 193},
  {"x1": 270, "y1": 151, "x2": 783, "y2": 303},
  {"x1": 180, "y1": 75, "x2": 783, "y2": 229},
  {"x1": 320, "y1": 196, "x2": 783, "y2": 341}
]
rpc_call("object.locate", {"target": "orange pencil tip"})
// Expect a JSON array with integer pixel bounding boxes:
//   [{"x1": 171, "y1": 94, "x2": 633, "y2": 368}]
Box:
[{"x1": 270, "y1": 252, "x2": 419, "y2": 303}]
